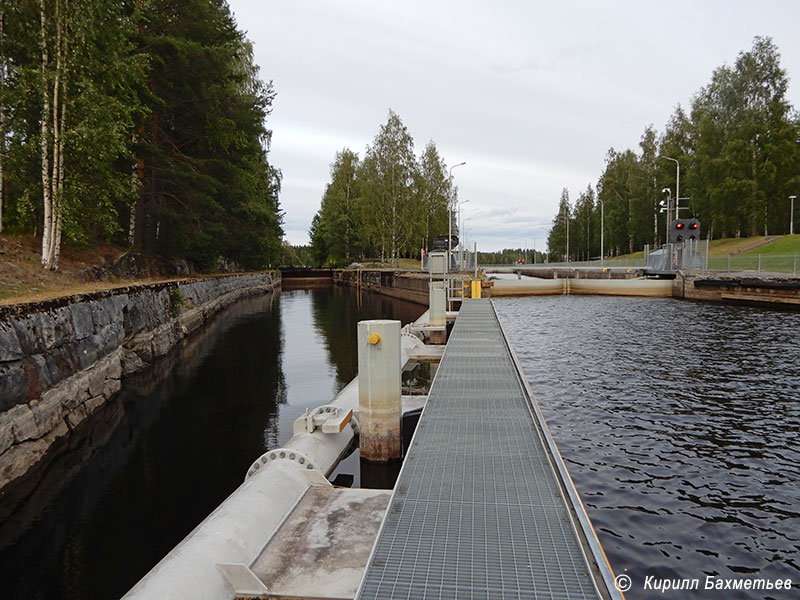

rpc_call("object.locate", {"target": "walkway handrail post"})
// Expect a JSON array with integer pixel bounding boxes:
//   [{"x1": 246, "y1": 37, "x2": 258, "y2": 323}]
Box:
[{"x1": 357, "y1": 320, "x2": 402, "y2": 462}]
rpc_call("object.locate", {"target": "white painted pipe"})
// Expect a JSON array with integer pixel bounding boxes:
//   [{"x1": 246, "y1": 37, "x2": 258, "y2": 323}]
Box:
[
  {"x1": 123, "y1": 320, "x2": 427, "y2": 599},
  {"x1": 123, "y1": 413, "x2": 357, "y2": 599},
  {"x1": 122, "y1": 460, "x2": 325, "y2": 600},
  {"x1": 357, "y1": 320, "x2": 402, "y2": 462}
]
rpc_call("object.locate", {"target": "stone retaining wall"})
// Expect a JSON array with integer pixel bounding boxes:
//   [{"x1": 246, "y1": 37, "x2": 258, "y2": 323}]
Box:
[{"x1": 0, "y1": 273, "x2": 278, "y2": 491}]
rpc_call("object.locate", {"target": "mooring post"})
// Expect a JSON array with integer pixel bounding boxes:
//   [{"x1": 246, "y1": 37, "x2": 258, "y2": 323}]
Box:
[{"x1": 357, "y1": 320, "x2": 402, "y2": 462}]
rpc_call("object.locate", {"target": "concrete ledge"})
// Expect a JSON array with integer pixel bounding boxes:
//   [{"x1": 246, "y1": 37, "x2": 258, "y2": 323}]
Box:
[
  {"x1": 676, "y1": 272, "x2": 800, "y2": 308},
  {"x1": 249, "y1": 486, "x2": 391, "y2": 600},
  {"x1": 489, "y1": 277, "x2": 673, "y2": 297},
  {"x1": 333, "y1": 270, "x2": 428, "y2": 305}
]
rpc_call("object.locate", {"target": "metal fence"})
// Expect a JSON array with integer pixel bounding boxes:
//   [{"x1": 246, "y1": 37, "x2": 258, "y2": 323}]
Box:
[
  {"x1": 707, "y1": 252, "x2": 799, "y2": 277},
  {"x1": 456, "y1": 241, "x2": 799, "y2": 277},
  {"x1": 643, "y1": 240, "x2": 709, "y2": 272},
  {"x1": 421, "y1": 247, "x2": 478, "y2": 273}
]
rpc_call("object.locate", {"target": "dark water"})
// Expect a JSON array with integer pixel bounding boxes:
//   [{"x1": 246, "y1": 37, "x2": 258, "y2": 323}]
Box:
[
  {"x1": 0, "y1": 285, "x2": 422, "y2": 600},
  {"x1": 495, "y1": 296, "x2": 800, "y2": 599}
]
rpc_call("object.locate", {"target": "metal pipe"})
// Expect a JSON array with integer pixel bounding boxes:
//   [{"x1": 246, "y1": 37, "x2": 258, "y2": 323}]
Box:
[
  {"x1": 659, "y1": 155, "x2": 680, "y2": 221},
  {"x1": 124, "y1": 320, "x2": 430, "y2": 599},
  {"x1": 600, "y1": 199, "x2": 604, "y2": 268},
  {"x1": 447, "y1": 162, "x2": 466, "y2": 261}
]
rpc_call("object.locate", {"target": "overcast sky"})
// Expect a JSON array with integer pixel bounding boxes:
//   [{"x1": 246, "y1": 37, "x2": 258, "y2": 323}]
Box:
[{"x1": 226, "y1": 0, "x2": 800, "y2": 253}]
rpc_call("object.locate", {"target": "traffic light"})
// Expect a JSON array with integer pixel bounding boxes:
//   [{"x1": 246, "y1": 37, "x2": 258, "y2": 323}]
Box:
[{"x1": 669, "y1": 219, "x2": 700, "y2": 243}]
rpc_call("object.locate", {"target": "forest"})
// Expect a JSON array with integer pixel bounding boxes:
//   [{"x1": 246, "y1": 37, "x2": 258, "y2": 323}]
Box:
[
  {"x1": 0, "y1": 0, "x2": 283, "y2": 272},
  {"x1": 309, "y1": 110, "x2": 455, "y2": 267},
  {"x1": 547, "y1": 37, "x2": 800, "y2": 261}
]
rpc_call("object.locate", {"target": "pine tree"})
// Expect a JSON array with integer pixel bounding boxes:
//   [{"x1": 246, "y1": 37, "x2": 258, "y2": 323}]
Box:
[{"x1": 133, "y1": 0, "x2": 282, "y2": 270}]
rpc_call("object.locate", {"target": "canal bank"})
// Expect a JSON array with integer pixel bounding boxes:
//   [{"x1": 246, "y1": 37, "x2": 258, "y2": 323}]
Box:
[
  {"x1": 297, "y1": 266, "x2": 800, "y2": 309},
  {"x1": 0, "y1": 272, "x2": 278, "y2": 494},
  {"x1": 673, "y1": 271, "x2": 800, "y2": 307},
  {"x1": 332, "y1": 269, "x2": 430, "y2": 305},
  {"x1": 0, "y1": 287, "x2": 424, "y2": 600}
]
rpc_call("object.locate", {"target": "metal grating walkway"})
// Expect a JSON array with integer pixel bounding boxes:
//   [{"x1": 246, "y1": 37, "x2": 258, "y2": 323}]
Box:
[{"x1": 356, "y1": 300, "x2": 610, "y2": 600}]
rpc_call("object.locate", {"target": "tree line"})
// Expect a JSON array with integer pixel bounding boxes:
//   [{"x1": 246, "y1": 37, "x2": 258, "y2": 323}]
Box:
[
  {"x1": 477, "y1": 248, "x2": 545, "y2": 265},
  {"x1": 0, "y1": 0, "x2": 283, "y2": 271},
  {"x1": 310, "y1": 110, "x2": 455, "y2": 267},
  {"x1": 547, "y1": 37, "x2": 800, "y2": 261}
]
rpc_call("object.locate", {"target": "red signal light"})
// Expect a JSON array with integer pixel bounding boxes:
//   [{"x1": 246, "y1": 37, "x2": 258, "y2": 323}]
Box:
[
  {"x1": 690, "y1": 222, "x2": 698, "y2": 229},
  {"x1": 675, "y1": 222, "x2": 684, "y2": 229}
]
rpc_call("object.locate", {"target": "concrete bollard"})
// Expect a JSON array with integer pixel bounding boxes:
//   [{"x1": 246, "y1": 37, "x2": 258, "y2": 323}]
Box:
[
  {"x1": 429, "y1": 282, "x2": 446, "y2": 326},
  {"x1": 358, "y1": 320, "x2": 402, "y2": 462}
]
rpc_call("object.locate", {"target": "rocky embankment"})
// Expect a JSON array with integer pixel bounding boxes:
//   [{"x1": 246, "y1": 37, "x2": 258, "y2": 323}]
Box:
[{"x1": 0, "y1": 273, "x2": 278, "y2": 492}]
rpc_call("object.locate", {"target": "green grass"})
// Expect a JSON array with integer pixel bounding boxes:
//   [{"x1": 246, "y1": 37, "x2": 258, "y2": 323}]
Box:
[
  {"x1": 706, "y1": 236, "x2": 800, "y2": 273},
  {"x1": 606, "y1": 251, "x2": 644, "y2": 261},
  {"x1": 707, "y1": 236, "x2": 769, "y2": 257},
  {"x1": 738, "y1": 234, "x2": 800, "y2": 255}
]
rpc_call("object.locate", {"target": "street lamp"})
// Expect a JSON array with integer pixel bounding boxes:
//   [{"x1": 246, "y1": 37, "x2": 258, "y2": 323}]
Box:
[
  {"x1": 462, "y1": 217, "x2": 472, "y2": 267},
  {"x1": 600, "y1": 198, "x2": 604, "y2": 268},
  {"x1": 660, "y1": 187, "x2": 672, "y2": 243},
  {"x1": 457, "y1": 199, "x2": 470, "y2": 242},
  {"x1": 457, "y1": 200, "x2": 470, "y2": 269},
  {"x1": 563, "y1": 200, "x2": 570, "y2": 263},
  {"x1": 791, "y1": 195, "x2": 797, "y2": 235},
  {"x1": 658, "y1": 155, "x2": 680, "y2": 221},
  {"x1": 448, "y1": 162, "x2": 466, "y2": 260}
]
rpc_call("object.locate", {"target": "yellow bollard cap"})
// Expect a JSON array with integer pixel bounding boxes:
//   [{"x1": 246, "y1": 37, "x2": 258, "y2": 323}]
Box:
[{"x1": 368, "y1": 332, "x2": 381, "y2": 345}]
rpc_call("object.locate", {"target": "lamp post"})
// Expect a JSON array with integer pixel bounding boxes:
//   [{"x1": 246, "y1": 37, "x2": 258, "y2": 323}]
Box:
[
  {"x1": 658, "y1": 155, "x2": 680, "y2": 221},
  {"x1": 448, "y1": 162, "x2": 466, "y2": 261},
  {"x1": 457, "y1": 199, "x2": 470, "y2": 246},
  {"x1": 791, "y1": 195, "x2": 797, "y2": 235},
  {"x1": 563, "y1": 200, "x2": 570, "y2": 263},
  {"x1": 461, "y1": 217, "x2": 472, "y2": 268},
  {"x1": 457, "y1": 200, "x2": 469, "y2": 269},
  {"x1": 600, "y1": 198, "x2": 604, "y2": 268},
  {"x1": 661, "y1": 187, "x2": 672, "y2": 243}
]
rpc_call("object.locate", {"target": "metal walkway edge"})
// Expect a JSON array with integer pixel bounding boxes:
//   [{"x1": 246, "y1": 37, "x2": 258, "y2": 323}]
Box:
[{"x1": 356, "y1": 299, "x2": 621, "y2": 600}]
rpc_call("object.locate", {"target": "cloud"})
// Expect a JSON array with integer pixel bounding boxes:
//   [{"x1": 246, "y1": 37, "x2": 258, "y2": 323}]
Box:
[{"x1": 229, "y1": 0, "x2": 800, "y2": 252}]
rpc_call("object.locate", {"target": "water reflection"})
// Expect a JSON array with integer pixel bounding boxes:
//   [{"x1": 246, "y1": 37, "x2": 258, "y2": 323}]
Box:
[
  {"x1": 0, "y1": 285, "x2": 422, "y2": 600},
  {"x1": 495, "y1": 296, "x2": 800, "y2": 599}
]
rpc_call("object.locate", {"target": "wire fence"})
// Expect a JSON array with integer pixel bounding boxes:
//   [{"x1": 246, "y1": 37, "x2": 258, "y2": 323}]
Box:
[
  {"x1": 707, "y1": 253, "x2": 799, "y2": 276},
  {"x1": 481, "y1": 240, "x2": 799, "y2": 278}
]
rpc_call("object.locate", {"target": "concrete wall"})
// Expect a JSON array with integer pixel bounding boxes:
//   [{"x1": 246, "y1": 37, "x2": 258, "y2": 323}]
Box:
[
  {"x1": 0, "y1": 273, "x2": 278, "y2": 492},
  {"x1": 333, "y1": 270, "x2": 429, "y2": 305},
  {"x1": 675, "y1": 272, "x2": 800, "y2": 307}
]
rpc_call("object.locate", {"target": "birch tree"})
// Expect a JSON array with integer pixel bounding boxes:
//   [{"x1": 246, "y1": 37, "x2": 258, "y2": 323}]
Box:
[
  {"x1": 0, "y1": 6, "x2": 6, "y2": 234},
  {"x1": 360, "y1": 110, "x2": 418, "y2": 265},
  {"x1": 33, "y1": 0, "x2": 143, "y2": 269},
  {"x1": 0, "y1": 4, "x2": 8, "y2": 233},
  {"x1": 416, "y1": 141, "x2": 450, "y2": 251},
  {"x1": 38, "y1": 0, "x2": 65, "y2": 269}
]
